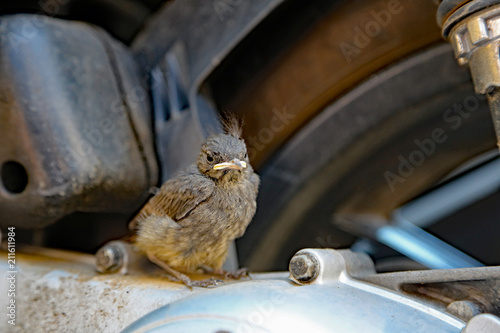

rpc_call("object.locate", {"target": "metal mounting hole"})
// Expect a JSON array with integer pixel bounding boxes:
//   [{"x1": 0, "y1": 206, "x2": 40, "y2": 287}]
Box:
[{"x1": 1, "y1": 161, "x2": 28, "y2": 194}]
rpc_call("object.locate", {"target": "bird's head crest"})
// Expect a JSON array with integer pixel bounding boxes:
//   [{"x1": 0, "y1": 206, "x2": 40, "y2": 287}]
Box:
[{"x1": 222, "y1": 114, "x2": 243, "y2": 139}]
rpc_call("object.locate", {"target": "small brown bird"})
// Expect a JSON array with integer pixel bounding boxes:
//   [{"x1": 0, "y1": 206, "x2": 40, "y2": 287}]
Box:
[{"x1": 130, "y1": 121, "x2": 259, "y2": 287}]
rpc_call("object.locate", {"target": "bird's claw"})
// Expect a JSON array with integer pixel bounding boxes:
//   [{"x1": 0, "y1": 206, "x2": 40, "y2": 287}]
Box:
[
  {"x1": 189, "y1": 278, "x2": 225, "y2": 288},
  {"x1": 201, "y1": 266, "x2": 250, "y2": 280},
  {"x1": 222, "y1": 267, "x2": 250, "y2": 279},
  {"x1": 163, "y1": 273, "x2": 224, "y2": 289}
]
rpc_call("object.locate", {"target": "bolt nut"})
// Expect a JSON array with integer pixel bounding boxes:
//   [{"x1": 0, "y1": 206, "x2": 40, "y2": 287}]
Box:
[
  {"x1": 446, "y1": 300, "x2": 484, "y2": 321},
  {"x1": 96, "y1": 244, "x2": 124, "y2": 273},
  {"x1": 289, "y1": 253, "x2": 319, "y2": 283}
]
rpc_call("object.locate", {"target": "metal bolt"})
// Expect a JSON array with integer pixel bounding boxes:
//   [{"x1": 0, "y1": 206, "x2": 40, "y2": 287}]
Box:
[
  {"x1": 289, "y1": 253, "x2": 319, "y2": 283},
  {"x1": 96, "y1": 243, "x2": 124, "y2": 273},
  {"x1": 446, "y1": 300, "x2": 484, "y2": 321},
  {"x1": 463, "y1": 314, "x2": 500, "y2": 333}
]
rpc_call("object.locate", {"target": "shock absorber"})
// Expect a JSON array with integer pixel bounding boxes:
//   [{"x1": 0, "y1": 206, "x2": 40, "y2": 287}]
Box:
[{"x1": 439, "y1": 0, "x2": 500, "y2": 148}]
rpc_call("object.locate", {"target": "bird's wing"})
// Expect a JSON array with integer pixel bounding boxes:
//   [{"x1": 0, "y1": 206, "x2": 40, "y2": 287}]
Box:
[{"x1": 129, "y1": 167, "x2": 214, "y2": 230}]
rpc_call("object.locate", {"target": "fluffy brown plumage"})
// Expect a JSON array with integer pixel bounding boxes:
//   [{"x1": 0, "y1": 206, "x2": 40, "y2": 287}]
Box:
[{"x1": 130, "y1": 126, "x2": 259, "y2": 286}]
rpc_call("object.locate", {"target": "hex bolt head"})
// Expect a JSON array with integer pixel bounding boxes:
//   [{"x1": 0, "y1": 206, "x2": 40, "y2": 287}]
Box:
[
  {"x1": 96, "y1": 244, "x2": 124, "y2": 273},
  {"x1": 289, "y1": 252, "x2": 319, "y2": 283}
]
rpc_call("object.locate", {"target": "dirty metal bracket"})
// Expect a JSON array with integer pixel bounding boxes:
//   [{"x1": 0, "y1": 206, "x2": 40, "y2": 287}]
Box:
[{"x1": 0, "y1": 15, "x2": 158, "y2": 228}]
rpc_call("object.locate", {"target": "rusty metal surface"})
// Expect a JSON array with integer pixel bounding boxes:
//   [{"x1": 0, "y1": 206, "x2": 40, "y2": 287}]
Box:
[
  {"x1": 0, "y1": 246, "x2": 284, "y2": 332},
  {"x1": 0, "y1": 250, "x2": 197, "y2": 333},
  {"x1": 362, "y1": 266, "x2": 500, "y2": 320},
  {"x1": 0, "y1": 15, "x2": 158, "y2": 228}
]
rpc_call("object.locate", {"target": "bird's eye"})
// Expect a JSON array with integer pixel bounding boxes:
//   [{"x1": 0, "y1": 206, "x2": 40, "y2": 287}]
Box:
[
  {"x1": 244, "y1": 152, "x2": 248, "y2": 158},
  {"x1": 207, "y1": 154, "x2": 214, "y2": 162}
]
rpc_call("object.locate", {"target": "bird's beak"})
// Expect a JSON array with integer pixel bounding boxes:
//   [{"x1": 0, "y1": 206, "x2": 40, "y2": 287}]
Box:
[{"x1": 213, "y1": 159, "x2": 247, "y2": 171}]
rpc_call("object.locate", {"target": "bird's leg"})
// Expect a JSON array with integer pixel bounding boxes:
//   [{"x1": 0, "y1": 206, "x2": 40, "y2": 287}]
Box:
[
  {"x1": 147, "y1": 254, "x2": 224, "y2": 288},
  {"x1": 220, "y1": 267, "x2": 250, "y2": 279},
  {"x1": 200, "y1": 265, "x2": 250, "y2": 279},
  {"x1": 147, "y1": 253, "x2": 194, "y2": 289},
  {"x1": 191, "y1": 277, "x2": 224, "y2": 288}
]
